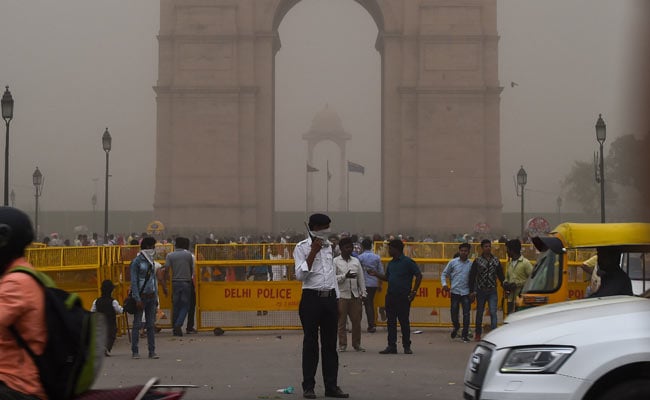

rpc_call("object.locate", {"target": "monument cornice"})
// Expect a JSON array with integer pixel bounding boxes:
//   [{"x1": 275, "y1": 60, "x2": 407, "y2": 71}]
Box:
[
  {"x1": 398, "y1": 86, "x2": 503, "y2": 95},
  {"x1": 158, "y1": 33, "x2": 277, "y2": 42},
  {"x1": 154, "y1": 202, "x2": 257, "y2": 209},
  {"x1": 399, "y1": 203, "x2": 503, "y2": 210},
  {"x1": 381, "y1": 33, "x2": 498, "y2": 42},
  {"x1": 153, "y1": 86, "x2": 259, "y2": 95}
]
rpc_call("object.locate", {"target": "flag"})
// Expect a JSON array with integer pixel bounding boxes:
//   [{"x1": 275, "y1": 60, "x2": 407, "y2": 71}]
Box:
[
  {"x1": 347, "y1": 161, "x2": 365, "y2": 174},
  {"x1": 307, "y1": 163, "x2": 319, "y2": 172}
]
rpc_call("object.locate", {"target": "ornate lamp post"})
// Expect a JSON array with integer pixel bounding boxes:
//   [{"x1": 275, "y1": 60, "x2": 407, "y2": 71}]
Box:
[
  {"x1": 516, "y1": 166, "x2": 527, "y2": 240},
  {"x1": 102, "y1": 128, "x2": 112, "y2": 245},
  {"x1": 32, "y1": 167, "x2": 43, "y2": 240},
  {"x1": 2, "y1": 86, "x2": 14, "y2": 206},
  {"x1": 595, "y1": 114, "x2": 606, "y2": 223}
]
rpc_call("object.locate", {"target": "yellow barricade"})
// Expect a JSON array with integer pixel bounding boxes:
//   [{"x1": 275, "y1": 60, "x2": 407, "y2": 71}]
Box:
[{"x1": 26, "y1": 242, "x2": 595, "y2": 334}]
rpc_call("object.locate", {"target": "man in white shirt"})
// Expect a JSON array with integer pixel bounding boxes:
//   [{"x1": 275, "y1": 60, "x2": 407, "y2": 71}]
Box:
[
  {"x1": 335, "y1": 237, "x2": 367, "y2": 352},
  {"x1": 294, "y1": 213, "x2": 349, "y2": 399}
]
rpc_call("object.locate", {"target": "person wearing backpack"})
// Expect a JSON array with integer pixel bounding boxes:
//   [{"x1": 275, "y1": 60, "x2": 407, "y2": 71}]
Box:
[
  {"x1": 0, "y1": 208, "x2": 103, "y2": 400},
  {"x1": 91, "y1": 279, "x2": 123, "y2": 356},
  {"x1": 130, "y1": 236, "x2": 160, "y2": 359},
  {"x1": 0, "y1": 207, "x2": 47, "y2": 399}
]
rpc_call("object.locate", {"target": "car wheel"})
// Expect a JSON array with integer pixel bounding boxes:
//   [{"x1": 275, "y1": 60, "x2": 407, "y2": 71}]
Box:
[{"x1": 596, "y1": 379, "x2": 650, "y2": 400}]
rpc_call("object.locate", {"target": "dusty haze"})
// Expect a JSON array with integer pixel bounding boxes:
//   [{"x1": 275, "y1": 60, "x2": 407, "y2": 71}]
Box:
[{"x1": 0, "y1": 0, "x2": 641, "y2": 217}]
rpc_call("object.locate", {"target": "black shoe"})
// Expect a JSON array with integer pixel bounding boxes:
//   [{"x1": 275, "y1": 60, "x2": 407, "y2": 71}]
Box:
[
  {"x1": 303, "y1": 389, "x2": 316, "y2": 399},
  {"x1": 186, "y1": 328, "x2": 198, "y2": 334},
  {"x1": 404, "y1": 347, "x2": 413, "y2": 354},
  {"x1": 173, "y1": 327, "x2": 183, "y2": 337},
  {"x1": 450, "y1": 329, "x2": 458, "y2": 339},
  {"x1": 367, "y1": 326, "x2": 376, "y2": 333},
  {"x1": 325, "y1": 386, "x2": 349, "y2": 398},
  {"x1": 462, "y1": 336, "x2": 470, "y2": 343},
  {"x1": 379, "y1": 347, "x2": 397, "y2": 354}
]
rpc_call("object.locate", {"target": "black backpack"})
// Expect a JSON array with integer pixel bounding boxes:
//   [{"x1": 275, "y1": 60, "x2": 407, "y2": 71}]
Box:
[{"x1": 9, "y1": 266, "x2": 105, "y2": 400}]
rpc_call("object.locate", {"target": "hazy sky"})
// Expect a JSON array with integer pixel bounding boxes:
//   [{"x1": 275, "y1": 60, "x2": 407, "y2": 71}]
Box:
[{"x1": 0, "y1": 0, "x2": 640, "y2": 215}]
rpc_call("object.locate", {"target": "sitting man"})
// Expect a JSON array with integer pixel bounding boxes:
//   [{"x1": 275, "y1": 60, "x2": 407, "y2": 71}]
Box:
[{"x1": 589, "y1": 246, "x2": 632, "y2": 297}]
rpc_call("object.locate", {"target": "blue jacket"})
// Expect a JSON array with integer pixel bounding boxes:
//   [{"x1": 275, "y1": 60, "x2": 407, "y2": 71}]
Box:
[{"x1": 130, "y1": 252, "x2": 158, "y2": 301}]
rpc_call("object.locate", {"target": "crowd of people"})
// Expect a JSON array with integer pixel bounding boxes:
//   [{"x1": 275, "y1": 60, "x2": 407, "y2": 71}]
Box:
[{"x1": 0, "y1": 207, "x2": 640, "y2": 399}]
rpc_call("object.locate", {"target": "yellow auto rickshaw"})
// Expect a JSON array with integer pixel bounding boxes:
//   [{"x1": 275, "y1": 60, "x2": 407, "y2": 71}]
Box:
[{"x1": 518, "y1": 222, "x2": 650, "y2": 309}]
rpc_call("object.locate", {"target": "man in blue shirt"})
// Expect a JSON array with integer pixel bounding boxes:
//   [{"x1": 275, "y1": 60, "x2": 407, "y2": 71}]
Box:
[
  {"x1": 358, "y1": 238, "x2": 383, "y2": 333},
  {"x1": 369, "y1": 239, "x2": 422, "y2": 354},
  {"x1": 441, "y1": 242, "x2": 472, "y2": 343}
]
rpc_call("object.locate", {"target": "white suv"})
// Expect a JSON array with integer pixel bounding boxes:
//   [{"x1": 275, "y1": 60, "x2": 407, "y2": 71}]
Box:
[{"x1": 464, "y1": 296, "x2": 650, "y2": 400}]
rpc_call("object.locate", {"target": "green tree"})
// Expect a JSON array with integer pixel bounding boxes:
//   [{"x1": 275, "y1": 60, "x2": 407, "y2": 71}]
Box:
[
  {"x1": 562, "y1": 160, "x2": 618, "y2": 215},
  {"x1": 607, "y1": 134, "x2": 646, "y2": 193}
]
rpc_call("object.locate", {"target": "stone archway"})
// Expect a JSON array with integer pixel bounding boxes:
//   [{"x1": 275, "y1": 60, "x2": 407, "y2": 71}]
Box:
[{"x1": 154, "y1": 0, "x2": 502, "y2": 235}]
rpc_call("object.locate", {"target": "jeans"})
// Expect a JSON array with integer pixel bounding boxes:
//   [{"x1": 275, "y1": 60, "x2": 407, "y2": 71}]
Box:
[
  {"x1": 385, "y1": 293, "x2": 411, "y2": 349},
  {"x1": 475, "y1": 288, "x2": 498, "y2": 335},
  {"x1": 450, "y1": 293, "x2": 470, "y2": 337},
  {"x1": 132, "y1": 295, "x2": 157, "y2": 355},
  {"x1": 172, "y1": 281, "x2": 192, "y2": 328},
  {"x1": 363, "y1": 287, "x2": 378, "y2": 328},
  {"x1": 186, "y1": 282, "x2": 196, "y2": 330}
]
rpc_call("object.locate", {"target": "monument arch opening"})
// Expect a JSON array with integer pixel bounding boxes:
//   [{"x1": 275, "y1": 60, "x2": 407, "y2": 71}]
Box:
[{"x1": 274, "y1": 0, "x2": 381, "y2": 220}]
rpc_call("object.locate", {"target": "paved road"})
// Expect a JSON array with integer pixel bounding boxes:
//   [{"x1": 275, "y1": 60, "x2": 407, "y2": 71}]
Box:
[{"x1": 93, "y1": 327, "x2": 475, "y2": 400}]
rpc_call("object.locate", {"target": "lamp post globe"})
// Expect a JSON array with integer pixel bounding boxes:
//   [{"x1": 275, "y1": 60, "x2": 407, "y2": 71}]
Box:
[
  {"x1": 595, "y1": 114, "x2": 606, "y2": 222},
  {"x1": 516, "y1": 166, "x2": 527, "y2": 240},
  {"x1": 595, "y1": 114, "x2": 606, "y2": 144},
  {"x1": 2, "y1": 86, "x2": 14, "y2": 206},
  {"x1": 102, "y1": 128, "x2": 112, "y2": 245},
  {"x1": 32, "y1": 167, "x2": 43, "y2": 241}
]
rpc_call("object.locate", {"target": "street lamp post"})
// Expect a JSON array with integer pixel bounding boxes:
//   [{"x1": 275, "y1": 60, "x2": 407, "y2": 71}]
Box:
[
  {"x1": 10, "y1": 189, "x2": 15, "y2": 207},
  {"x1": 32, "y1": 167, "x2": 43, "y2": 241},
  {"x1": 556, "y1": 196, "x2": 562, "y2": 226},
  {"x1": 2, "y1": 86, "x2": 14, "y2": 206},
  {"x1": 102, "y1": 128, "x2": 112, "y2": 245},
  {"x1": 595, "y1": 114, "x2": 606, "y2": 223},
  {"x1": 516, "y1": 166, "x2": 527, "y2": 240}
]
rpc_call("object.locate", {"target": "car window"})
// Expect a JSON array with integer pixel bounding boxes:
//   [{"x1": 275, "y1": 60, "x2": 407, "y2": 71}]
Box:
[
  {"x1": 522, "y1": 250, "x2": 561, "y2": 293},
  {"x1": 624, "y1": 252, "x2": 650, "y2": 280}
]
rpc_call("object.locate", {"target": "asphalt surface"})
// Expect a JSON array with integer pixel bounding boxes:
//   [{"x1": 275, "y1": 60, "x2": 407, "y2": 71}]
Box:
[{"x1": 92, "y1": 326, "x2": 475, "y2": 400}]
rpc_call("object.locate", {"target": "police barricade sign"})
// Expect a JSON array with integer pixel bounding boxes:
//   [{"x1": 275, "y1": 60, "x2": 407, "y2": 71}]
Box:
[{"x1": 200, "y1": 281, "x2": 302, "y2": 311}]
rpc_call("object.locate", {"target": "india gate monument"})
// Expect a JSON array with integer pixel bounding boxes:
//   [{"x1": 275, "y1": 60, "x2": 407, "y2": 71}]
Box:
[{"x1": 153, "y1": 0, "x2": 502, "y2": 235}]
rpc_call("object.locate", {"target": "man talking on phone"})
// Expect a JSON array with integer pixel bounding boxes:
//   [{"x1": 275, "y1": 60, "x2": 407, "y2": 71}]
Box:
[{"x1": 294, "y1": 213, "x2": 349, "y2": 399}]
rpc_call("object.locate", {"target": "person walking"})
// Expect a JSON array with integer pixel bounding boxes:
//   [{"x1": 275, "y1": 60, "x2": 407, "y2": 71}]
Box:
[
  {"x1": 469, "y1": 239, "x2": 505, "y2": 341},
  {"x1": 91, "y1": 279, "x2": 124, "y2": 355},
  {"x1": 294, "y1": 213, "x2": 349, "y2": 399},
  {"x1": 358, "y1": 238, "x2": 383, "y2": 333},
  {"x1": 335, "y1": 237, "x2": 367, "y2": 352},
  {"x1": 130, "y1": 236, "x2": 160, "y2": 359},
  {"x1": 162, "y1": 237, "x2": 195, "y2": 337},
  {"x1": 369, "y1": 239, "x2": 422, "y2": 355},
  {"x1": 441, "y1": 242, "x2": 472, "y2": 343}
]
